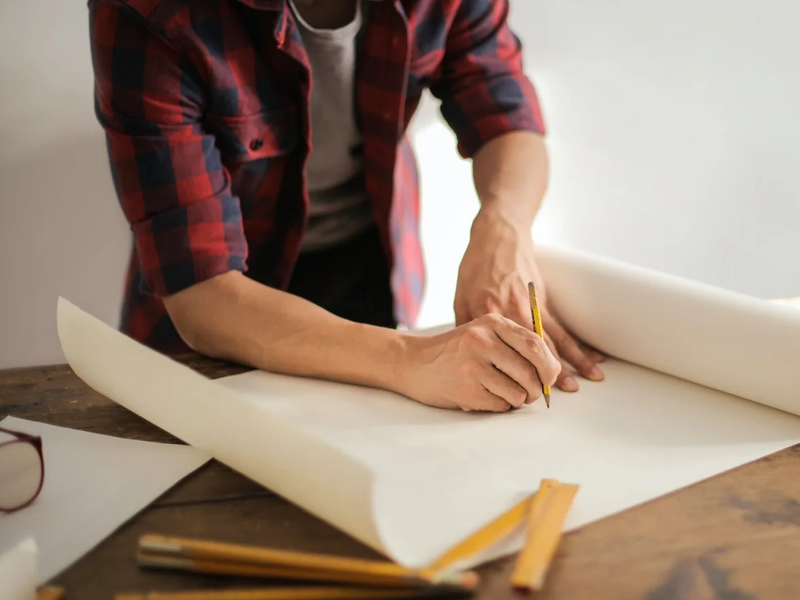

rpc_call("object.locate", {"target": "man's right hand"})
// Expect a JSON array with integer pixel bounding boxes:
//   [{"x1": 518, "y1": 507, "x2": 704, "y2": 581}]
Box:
[{"x1": 396, "y1": 314, "x2": 561, "y2": 412}]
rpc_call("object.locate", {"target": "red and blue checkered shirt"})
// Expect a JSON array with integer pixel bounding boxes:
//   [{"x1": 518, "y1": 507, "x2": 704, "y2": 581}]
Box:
[{"x1": 89, "y1": 0, "x2": 546, "y2": 353}]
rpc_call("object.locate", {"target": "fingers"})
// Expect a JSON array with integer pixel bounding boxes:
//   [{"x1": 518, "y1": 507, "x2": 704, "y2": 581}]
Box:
[
  {"x1": 485, "y1": 341, "x2": 544, "y2": 405},
  {"x1": 490, "y1": 316, "x2": 561, "y2": 388},
  {"x1": 479, "y1": 361, "x2": 531, "y2": 408},
  {"x1": 580, "y1": 343, "x2": 605, "y2": 363},
  {"x1": 547, "y1": 320, "x2": 604, "y2": 383},
  {"x1": 544, "y1": 333, "x2": 579, "y2": 392},
  {"x1": 544, "y1": 332, "x2": 579, "y2": 392},
  {"x1": 454, "y1": 312, "x2": 603, "y2": 411},
  {"x1": 554, "y1": 364, "x2": 579, "y2": 392},
  {"x1": 469, "y1": 385, "x2": 513, "y2": 413}
]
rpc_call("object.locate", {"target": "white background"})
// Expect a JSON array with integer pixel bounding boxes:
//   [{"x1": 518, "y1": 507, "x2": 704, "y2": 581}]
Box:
[{"x1": 1, "y1": 0, "x2": 799, "y2": 368}]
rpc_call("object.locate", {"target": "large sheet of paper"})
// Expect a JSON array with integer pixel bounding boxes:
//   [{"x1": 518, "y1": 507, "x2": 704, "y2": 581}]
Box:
[
  {"x1": 535, "y1": 246, "x2": 800, "y2": 416},
  {"x1": 54, "y1": 245, "x2": 800, "y2": 570},
  {"x1": 0, "y1": 417, "x2": 210, "y2": 583}
]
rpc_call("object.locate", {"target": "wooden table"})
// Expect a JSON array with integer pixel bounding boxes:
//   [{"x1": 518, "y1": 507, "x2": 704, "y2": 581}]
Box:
[{"x1": 3, "y1": 316, "x2": 800, "y2": 599}]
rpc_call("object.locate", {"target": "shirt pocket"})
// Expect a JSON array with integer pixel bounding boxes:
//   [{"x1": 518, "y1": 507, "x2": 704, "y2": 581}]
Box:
[{"x1": 209, "y1": 106, "x2": 300, "y2": 163}]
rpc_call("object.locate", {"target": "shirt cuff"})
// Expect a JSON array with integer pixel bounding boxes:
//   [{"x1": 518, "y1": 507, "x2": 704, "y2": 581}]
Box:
[
  {"x1": 132, "y1": 195, "x2": 248, "y2": 297},
  {"x1": 448, "y1": 77, "x2": 547, "y2": 159}
]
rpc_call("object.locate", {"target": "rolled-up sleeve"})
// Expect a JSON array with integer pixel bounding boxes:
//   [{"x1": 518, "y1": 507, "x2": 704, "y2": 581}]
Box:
[
  {"x1": 430, "y1": 0, "x2": 546, "y2": 159},
  {"x1": 89, "y1": 0, "x2": 247, "y2": 297}
]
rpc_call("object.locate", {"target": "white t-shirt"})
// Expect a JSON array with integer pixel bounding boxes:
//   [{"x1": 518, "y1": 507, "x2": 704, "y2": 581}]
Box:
[{"x1": 289, "y1": 0, "x2": 374, "y2": 252}]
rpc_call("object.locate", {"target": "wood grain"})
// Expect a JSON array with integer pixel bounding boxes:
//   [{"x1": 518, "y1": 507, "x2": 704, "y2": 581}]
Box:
[{"x1": 3, "y1": 321, "x2": 800, "y2": 598}]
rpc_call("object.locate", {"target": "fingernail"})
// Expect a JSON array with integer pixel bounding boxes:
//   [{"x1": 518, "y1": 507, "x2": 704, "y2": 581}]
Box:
[
  {"x1": 562, "y1": 376, "x2": 578, "y2": 392},
  {"x1": 588, "y1": 366, "x2": 604, "y2": 381}
]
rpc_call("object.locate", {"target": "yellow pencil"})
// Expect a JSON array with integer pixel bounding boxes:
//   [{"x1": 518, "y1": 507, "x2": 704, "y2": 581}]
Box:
[
  {"x1": 527, "y1": 282, "x2": 551, "y2": 408},
  {"x1": 115, "y1": 585, "x2": 468, "y2": 600},
  {"x1": 137, "y1": 534, "x2": 478, "y2": 589},
  {"x1": 426, "y1": 496, "x2": 532, "y2": 573}
]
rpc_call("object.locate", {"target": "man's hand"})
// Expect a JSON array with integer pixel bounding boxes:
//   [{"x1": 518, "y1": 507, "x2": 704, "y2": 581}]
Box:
[
  {"x1": 398, "y1": 313, "x2": 561, "y2": 412},
  {"x1": 454, "y1": 210, "x2": 604, "y2": 392}
]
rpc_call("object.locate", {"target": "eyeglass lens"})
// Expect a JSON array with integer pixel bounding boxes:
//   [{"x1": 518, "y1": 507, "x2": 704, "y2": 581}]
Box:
[{"x1": 0, "y1": 440, "x2": 43, "y2": 510}]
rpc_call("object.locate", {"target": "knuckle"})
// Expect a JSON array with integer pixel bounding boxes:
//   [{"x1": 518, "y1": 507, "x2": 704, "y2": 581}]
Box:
[
  {"x1": 462, "y1": 327, "x2": 488, "y2": 347},
  {"x1": 526, "y1": 333, "x2": 547, "y2": 357},
  {"x1": 499, "y1": 380, "x2": 528, "y2": 408},
  {"x1": 479, "y1": 312, "x2": 505, "y2": 327}
]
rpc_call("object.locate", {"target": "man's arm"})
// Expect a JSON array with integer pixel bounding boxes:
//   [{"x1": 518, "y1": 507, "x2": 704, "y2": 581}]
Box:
[
  {"x1": 88, "y1": 0, "x2": 560, "y2": 410},
  {"x1": 429, "y1": 0, "x2": 605, "y2": 390},
  {"x1": 466, "y1": 132, "x2": 605, "y2": 390},
  {"x1": 89, "y1": 0, "x2": 401, "y2": 391},
  {"x1": 471, "y1": 130, "x2": 549, "y2": 231},
  {"x1": 163, "y1": 271, "x2": 405, "y2": 388},
  {"x1": 429, "y1": 0, "x2": 546, "y2": 160}
]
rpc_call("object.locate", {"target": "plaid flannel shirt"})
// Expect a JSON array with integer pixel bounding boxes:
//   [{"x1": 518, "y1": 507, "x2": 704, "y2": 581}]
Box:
[{"x1": 89, "y1": 0, "x2": 546, "y2": 353}]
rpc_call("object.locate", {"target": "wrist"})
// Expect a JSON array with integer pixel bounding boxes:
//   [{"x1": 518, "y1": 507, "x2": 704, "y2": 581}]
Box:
[
  {"x1": 345, "y1": 322, "x2": 416, "y2": 396},
  {"x1": 471, "y1": 205, "x2": 530, "y2": 244}
]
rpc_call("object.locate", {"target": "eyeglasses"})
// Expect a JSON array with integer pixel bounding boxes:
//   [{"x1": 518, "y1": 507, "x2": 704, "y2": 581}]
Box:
[{"x1": 0, "y1": 427, "x2": 45, "y2": 513}]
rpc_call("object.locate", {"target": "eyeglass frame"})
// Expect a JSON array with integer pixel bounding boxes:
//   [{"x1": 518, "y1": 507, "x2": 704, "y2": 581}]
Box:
[{"x1": 0, "y1": 426, "x2": 45, "y2": 513}]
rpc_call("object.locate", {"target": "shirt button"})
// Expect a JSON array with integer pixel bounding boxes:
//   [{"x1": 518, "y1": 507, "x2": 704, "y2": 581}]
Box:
[{"x1": 250, "y1": 138, "x2": 264, "y2": 151}]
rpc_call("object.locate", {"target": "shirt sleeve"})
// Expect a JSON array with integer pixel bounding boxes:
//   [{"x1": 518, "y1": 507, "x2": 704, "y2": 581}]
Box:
[
  {"x1": 89, "y1": 0, "x2": 248, "y2": 297},
  {"x1": 429, "y1": 0, "x2": 547, "y2": 159}
]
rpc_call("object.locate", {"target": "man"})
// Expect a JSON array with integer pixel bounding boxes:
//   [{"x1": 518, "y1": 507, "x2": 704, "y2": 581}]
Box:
[{"x1": 88, "y1": 0, "x2": 604, "y2": 413}]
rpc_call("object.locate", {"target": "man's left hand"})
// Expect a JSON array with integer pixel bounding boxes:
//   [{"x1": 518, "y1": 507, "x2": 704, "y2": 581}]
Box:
[{"x1": 454, "y1": 210, "x2": 604, "y2": 392}]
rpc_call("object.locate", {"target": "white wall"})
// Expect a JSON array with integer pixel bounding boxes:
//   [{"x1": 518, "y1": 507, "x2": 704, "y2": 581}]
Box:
[
  {"x1": 414, "y1": 0, "x2": 800, "y2": 328},
  {"x1": 2, "y1": 0, "x2": 799, "y2": 368},
  {"x1": 0, "y1": 0, "x2": 131, "y2": 369}
]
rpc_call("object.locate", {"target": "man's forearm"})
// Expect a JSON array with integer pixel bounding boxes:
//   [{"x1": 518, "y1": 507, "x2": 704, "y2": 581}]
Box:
[
  {"x1": 162, "y1": 271, "x2": 408, "y2": 391},
  {"x1": 471, "y1": 131, "x2": 549, "y2": 232}
]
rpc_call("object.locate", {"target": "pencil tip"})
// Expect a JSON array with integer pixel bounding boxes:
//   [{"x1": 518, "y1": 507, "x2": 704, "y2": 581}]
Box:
[{"x1": 545, "y1": 393, "x2": 550, "y2": 408}]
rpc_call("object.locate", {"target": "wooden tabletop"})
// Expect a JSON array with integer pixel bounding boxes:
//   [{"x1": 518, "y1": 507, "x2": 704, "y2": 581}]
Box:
[{"x1": 3, "y1": 330, "x2": 800, "y2": 599}]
